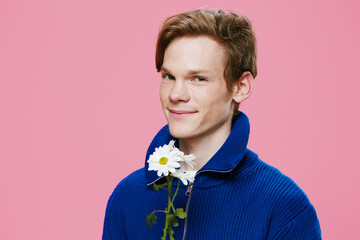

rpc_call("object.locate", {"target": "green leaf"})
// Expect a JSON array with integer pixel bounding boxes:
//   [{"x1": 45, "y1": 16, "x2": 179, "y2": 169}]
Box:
[
  {"x1": 146, "y1": 211, "x2": 157, "y2": 228},
  {"x1": 168, "y1": 214, "x2": 179, "y2": 227},
  {"x1": 152, "y1": 182, "x2": 168, "y2": 191},
  {"x1": 153, "y1": 184, "x2": 160, "y2": 192},
  {"x1": 174, "y1": 208, "x2": 187, "y2": 219},
  {"x1": 168, "y1": 226, "x2": 175, "y2": 240}
]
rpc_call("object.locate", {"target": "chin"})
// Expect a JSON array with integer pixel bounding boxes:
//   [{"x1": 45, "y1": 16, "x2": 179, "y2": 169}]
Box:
[{"x1": 168, "y1": 125, "x2": 195, "y2": 140}]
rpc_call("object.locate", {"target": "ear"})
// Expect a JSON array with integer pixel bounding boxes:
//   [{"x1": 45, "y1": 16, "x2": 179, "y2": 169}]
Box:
[{"x1": 232, "y1": 71, "x2": 254, "y2": 103}]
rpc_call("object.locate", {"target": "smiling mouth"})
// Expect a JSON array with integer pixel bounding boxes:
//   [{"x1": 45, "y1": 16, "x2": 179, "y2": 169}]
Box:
[{"x1": 168, "y1": 109, "x2": 197, "y2": 118}]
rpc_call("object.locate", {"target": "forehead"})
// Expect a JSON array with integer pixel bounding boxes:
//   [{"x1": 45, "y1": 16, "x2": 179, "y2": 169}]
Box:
[{"x1": 162, "y1": 36, "x2": 226, "y2": 75}]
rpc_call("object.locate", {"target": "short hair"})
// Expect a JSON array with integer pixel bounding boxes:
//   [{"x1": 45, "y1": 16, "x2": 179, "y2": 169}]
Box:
[{"x1": 155, "y1": 9, "x2": 257, "y2": 116}]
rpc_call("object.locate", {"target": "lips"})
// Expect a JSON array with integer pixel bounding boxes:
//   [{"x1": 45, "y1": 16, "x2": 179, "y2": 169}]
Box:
[{"x1": 168, "y1": 109, "x2": 197, "y2": 118}]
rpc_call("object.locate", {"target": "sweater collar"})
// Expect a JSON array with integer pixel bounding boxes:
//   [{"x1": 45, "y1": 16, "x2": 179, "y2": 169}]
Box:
[{"x1": 145, "y1": 111, "x2": 250, "y2": 185}]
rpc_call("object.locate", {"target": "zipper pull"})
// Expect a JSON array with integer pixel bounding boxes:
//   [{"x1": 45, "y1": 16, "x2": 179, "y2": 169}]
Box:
[{"x1": 185, "y1": 183, "x2": 193, "y2": 197}]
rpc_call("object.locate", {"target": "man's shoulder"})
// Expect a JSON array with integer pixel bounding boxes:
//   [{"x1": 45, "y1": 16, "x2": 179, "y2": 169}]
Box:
[
  {"x1": 244, "y1": 152, "x2": 321, "y2": 238},
  {"x1": 108, "y1": 167, "x2": 147, "y2": 201},
  {"x1": 243, "y1": 149, "x2": 312, "y2": 211},
  {"x1": 113, "y1": 167, "x2": 146, "y2": 191}
]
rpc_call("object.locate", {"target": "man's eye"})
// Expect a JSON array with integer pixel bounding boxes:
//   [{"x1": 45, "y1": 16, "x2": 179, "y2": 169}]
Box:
[
  {"x1": 164, "y1": 74, "x2": 175, "y2": 80},
  {"x1": 194, "y1": 77, "x2": 207, "y2": 82}
]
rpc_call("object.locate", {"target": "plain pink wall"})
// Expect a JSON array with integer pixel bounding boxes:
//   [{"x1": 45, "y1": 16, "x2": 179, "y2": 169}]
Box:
[{"x1": 1, "y1": 0, "x2": 359, "y2": 239}]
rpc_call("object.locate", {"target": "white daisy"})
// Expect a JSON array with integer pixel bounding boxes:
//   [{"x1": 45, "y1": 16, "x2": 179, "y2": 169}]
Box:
[
  {"x1": 167, "y1": 140, "x2": 196, "y2": 168},
  {"x1": 179, "y1": 153, "x2": 196, "y2": 168},
  {"x1": 147, "y1": 141, "x2": 182, "y2": 177},
  {"x1": 171, "y1": 169, "x2": 196, "y2": 185}
]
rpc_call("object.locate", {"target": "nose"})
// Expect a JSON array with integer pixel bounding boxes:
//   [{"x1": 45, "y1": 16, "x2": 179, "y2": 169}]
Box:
[{"x1": 169, "y1": 79, "x2": 190, "y2": 103}]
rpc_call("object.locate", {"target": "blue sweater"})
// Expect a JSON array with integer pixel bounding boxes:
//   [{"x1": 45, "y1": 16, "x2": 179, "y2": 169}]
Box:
[{"x1": 102, "y1": 112, "x2": 322, "y2": 239}]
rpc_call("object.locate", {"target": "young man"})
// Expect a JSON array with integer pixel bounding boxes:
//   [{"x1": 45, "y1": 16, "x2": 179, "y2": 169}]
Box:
[{"x1": 103, "y1": 9, "x2": 321, "y2": 239}]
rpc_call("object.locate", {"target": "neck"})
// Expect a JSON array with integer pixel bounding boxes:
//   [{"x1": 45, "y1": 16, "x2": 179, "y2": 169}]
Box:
[{"x1": 179, "y1": 121, "x2": 232, "y2": 172}]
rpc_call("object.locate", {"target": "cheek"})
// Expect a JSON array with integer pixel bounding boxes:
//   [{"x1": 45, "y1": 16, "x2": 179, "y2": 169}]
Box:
[
  {"x1": 206, "y1": 92, "x2": 233, "y2": 116},
  {"x1": 159, "y1": 83, "x2": 168, "y2": 103},
  {"x1": 196, "y1": 87, "x2": 231, "y2": 106}
]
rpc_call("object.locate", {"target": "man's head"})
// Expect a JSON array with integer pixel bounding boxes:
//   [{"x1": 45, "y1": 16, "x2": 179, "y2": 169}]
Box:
[{"x1": 156, "y1": 9, "x2": 257, "y2": 116}]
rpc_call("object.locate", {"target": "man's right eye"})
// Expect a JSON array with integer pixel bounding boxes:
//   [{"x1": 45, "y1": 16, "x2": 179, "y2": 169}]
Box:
[{"x1": 164, "y1": 74, "x2": 175, "y2": 80}]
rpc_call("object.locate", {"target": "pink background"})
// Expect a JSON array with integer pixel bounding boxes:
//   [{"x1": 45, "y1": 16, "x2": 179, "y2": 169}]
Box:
[{"x1": 1, "y1": 0, "x2": 359, "y2": 239}]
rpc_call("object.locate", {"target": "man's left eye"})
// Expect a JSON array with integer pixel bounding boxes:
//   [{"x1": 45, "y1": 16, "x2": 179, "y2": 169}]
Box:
[{"x1": 194, "y1": 77, "x2": 206, "y2": 82}]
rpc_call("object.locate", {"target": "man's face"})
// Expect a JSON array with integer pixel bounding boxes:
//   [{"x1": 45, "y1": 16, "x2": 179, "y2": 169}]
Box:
[{"x1": 160, "y1": 36, "x2": 235, "y2": 141}]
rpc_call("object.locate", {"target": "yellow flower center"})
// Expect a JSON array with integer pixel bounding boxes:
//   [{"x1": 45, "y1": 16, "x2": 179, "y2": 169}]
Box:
[{"x1": 159, "y1": 157, "x2": 168, "y2": 165}]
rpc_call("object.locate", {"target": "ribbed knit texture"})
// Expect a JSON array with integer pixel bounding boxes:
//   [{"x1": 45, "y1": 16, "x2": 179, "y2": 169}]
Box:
[{"x1": 103, "y1": 112, "x2": 322, "y2": 239}]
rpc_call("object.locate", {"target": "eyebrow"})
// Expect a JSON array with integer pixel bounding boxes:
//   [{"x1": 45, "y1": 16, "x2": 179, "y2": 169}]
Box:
[{"x1": 160, "y1": 66, "x2": 213, "y2": 75}]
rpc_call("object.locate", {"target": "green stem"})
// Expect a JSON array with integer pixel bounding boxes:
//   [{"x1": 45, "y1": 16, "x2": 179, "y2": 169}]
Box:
[
  {"x1": 160, "y1": 177, "x2": 183, "y2": 240},
  {"x1": 170, "y1": 179, "x2": 181, "y2": 212},
  {"x1": 162, "y1": 176, "x2": 173, "y2": 240},
  {"x1": 153, "y1": 210, "x2": 166, "y2": 213}
]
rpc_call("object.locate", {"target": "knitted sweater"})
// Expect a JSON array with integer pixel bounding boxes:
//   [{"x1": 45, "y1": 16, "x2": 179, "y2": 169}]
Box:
[{"x1": 102, "y1": 112, "x2": 322, "y2": 239}]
